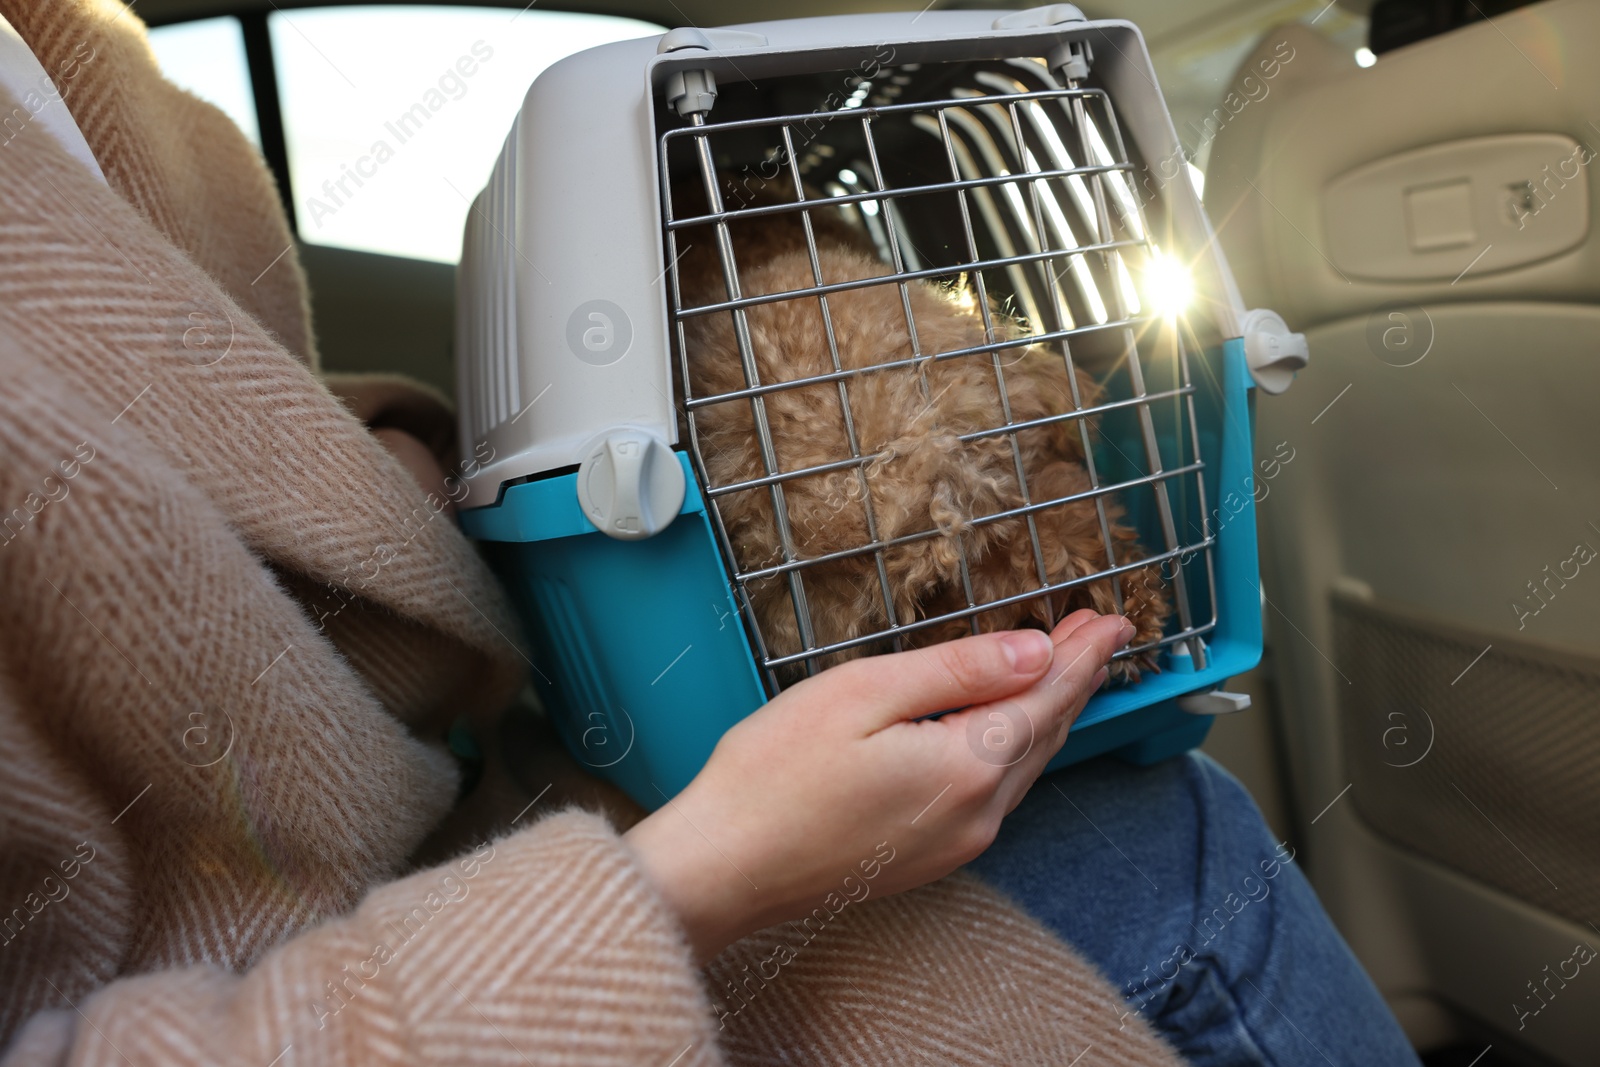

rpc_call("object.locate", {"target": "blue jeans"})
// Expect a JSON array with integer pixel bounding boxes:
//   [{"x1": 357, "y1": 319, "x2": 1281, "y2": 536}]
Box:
[{"x1": 967, "y1": 752, "x2": 1420, "y2": 1067}]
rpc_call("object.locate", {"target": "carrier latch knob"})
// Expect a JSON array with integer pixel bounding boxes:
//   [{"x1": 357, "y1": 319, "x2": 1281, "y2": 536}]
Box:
[
  {"x1": 577, "y1": 429, "x2": 687, "y2": 541},
  {"x1": 1241, "y1": 308, "x2": 1309, "y2": 395}
]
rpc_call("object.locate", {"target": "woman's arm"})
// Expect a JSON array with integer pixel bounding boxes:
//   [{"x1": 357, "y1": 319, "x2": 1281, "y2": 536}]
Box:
[
  {"x1": 4, "y1": 811, "x2": 720, "y2": 1066},
  {"x1": 627, "y1": 610, "x2": 1133, "y2": 962},
  {"x1": 2, "y1": 615, "x2": 1127, "y2": 1065}
]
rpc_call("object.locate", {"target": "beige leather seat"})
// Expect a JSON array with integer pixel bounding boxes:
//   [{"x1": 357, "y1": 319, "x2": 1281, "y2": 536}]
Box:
[{"x1": 1204, "y1": 4, "x2": 1600, "y2": 1062}]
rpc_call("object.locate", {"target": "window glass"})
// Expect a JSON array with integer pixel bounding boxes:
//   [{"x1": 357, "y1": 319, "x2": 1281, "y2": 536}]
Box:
[
  {"x1": 146, "y1": 16, "x2": 262, "y2": 148},
  {"x1": 270, "y1": 6, "x2": 662, "y2": 263}
]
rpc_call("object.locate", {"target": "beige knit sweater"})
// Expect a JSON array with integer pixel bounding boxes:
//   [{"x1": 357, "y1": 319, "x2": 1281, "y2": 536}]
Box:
[{"x1": 0, "y1": 3, "x2": 1185, "y2": 1064}]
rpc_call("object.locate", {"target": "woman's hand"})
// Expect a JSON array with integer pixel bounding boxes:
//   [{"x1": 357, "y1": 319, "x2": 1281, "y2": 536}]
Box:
[{"x1": 624, "y1": 609, "x2": 1135, "y2": 962}]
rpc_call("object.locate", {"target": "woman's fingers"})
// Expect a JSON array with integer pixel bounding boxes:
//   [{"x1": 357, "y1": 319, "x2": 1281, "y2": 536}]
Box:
[
  {"x1": 813, "y1": 627, "x2": 1059, "y2": 734},
  {"x1": 1049, "y1": 607, "x2": 1104, "y2": 644},
  {"x1": 935, "y1": 613, "x2": 1133, "y2": 808},
  {"x1": 1044, "y1": 612, "x2": 1134, "y2": 697},
  {"x1": 992, "y1": 613, "x2": 1135, "y2": 807},
  {"x1": 629, "y1": 611, "x2": 1136, "y2": 962},
  {"x1": 919, "y1": 612, "x2": 1128, "y2": 777}
]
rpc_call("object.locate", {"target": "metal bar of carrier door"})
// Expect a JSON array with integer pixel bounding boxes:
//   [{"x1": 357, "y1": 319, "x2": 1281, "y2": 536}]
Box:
[
  {"x1": 778, "y1": 124, "x2": 904, "y2": 653},
  {"x1": 686, "y1": 112, "x2": 821, "y2": 673},
  {"x1": 1058, "y1": 59, "x2": 1206, "y2": 669}
]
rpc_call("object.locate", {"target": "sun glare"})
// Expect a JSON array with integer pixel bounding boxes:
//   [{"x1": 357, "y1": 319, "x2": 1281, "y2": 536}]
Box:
[{"x1": 1144, "y1": 249, "x2": 1194, "y2": 318}]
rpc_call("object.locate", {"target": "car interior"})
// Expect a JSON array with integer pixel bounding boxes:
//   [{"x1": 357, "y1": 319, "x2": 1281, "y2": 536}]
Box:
[{"x1": 123, "y1": 0, "x2": 1600, "y2": 1063}]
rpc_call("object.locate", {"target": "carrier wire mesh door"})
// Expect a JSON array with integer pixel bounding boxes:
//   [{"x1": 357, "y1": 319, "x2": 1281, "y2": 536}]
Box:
[
  {"x1": 455, "y1": 12, "x2": 1293, "y2": 808},
  {"x1": 661, "y1": 53, "x2": 1217, "y2": 694}
]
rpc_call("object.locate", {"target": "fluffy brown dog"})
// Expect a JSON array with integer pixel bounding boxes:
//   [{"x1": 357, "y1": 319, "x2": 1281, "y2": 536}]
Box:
[{"x1": 677, "y1": 204, "x2": 1170, "y2": 684}]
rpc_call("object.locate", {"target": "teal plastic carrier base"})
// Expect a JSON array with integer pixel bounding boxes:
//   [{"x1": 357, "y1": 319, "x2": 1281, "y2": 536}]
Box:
[{"x1": 461, "y1": 338, "x2": 1263, "y2": 811}]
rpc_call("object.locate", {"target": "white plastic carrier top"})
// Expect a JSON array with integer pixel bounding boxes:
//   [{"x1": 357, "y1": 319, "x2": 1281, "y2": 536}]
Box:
[{"x1": 454, "y1": 6, "x2": 1303, "y2": 505}]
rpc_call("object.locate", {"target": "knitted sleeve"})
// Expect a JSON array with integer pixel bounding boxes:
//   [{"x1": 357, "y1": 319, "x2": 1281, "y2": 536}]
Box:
[
  {"x1": 707, "y1": 872, "x2": 1188, "y2": 1067},
  {"x1": 0, "y1": 198, "x2": 716, "y2": 1061},
  {"x1": 0, "y1": 18, "x2": 716, "y2": 1055},
  {"x1": 2, "y1": 811, "x2": 721, "y2": 1067},
  {"x1": 0, "y1": 0, "x2": 320, "y2": 367}
]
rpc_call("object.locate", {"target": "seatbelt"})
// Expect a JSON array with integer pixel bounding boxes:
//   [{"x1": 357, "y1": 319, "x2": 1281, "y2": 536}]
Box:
[{"x1": 0, "y1": 12, "x2": 106, "y2": 185}]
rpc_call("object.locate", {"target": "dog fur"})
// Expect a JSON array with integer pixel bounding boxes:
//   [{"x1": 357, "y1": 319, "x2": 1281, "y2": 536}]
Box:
[{"x1": 677, "y1": 205, "x2": 1170, "y2": 684}]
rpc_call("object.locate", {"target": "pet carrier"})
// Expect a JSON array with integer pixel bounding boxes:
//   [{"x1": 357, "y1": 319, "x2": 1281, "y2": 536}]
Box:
[{"x1": 456, "y1": 6, "x2": 1308, "y2": 809}]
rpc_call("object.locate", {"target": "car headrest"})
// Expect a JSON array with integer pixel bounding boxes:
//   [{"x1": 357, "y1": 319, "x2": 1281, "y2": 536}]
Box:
[{"x1": 1204, "y1": 0, "x2": 1600, "y2": 329}]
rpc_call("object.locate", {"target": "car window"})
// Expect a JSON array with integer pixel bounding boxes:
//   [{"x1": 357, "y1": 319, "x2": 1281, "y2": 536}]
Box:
[
  {"x1": 146, "y1": 16, "x2": 261, "y2": 148},
  {"x1": 268, "y1": 5, "x2": 663, "y2": 263}
]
